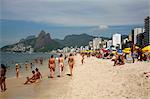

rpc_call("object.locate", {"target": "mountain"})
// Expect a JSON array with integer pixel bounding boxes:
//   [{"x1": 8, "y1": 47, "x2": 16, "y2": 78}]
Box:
[
  {"x1": 55, "y1": 34, "x2": 95, "y2": 47},
  {"x1": 1, "y1": 31, "x2": 110, "y2": 52},
  {"x1": 1, "y1": 30, "x2": 60, "y2": 52},
  {"x1": 34, "y1": 30, "x2": 60, "y2": 52}
]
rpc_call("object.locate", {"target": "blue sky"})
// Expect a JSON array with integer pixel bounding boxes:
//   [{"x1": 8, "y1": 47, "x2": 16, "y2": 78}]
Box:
[{"x1": 0, "y1": 0, "x2": 149, "y2": 47}]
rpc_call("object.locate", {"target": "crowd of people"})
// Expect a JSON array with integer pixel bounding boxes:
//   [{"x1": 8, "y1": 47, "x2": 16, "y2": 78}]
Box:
[
  {"x1": 48, "y1": 53, "x2": 75, "y2": 78},
  {"x1": 1, "y1": 45, "x2": 150, "y2": 92},
  {"x1": 0, "y1": 53, "x2": 76, "y2": 92}
]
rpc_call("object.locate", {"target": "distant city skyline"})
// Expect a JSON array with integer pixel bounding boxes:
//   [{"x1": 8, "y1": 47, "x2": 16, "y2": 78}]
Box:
[{"x1": 0, "y1": 0, "x2": 149, "y2": 47}]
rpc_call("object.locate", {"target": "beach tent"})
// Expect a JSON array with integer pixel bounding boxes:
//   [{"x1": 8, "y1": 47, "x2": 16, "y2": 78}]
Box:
[{"x1": 142, "y1": 45, "x2": 150, "y2": 52}]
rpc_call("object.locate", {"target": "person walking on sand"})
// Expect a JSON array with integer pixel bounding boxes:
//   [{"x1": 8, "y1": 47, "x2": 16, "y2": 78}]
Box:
[
  {"x1": 15, "y1": 63, "x2": 20, "y2": 78},
  {"x1": 81, "y1": 54, "x2": 85, "y2": 64},
  {"x1": 68, "y1": 53, "x2": 75, "y2": 76},
  {"x1": 48, "y1": 55, "x2": 56, "y2": 78},
  {"x1": 0, "y1": 64, "x2": 7, "y2": 92},
  {"x1": 58, "y1": 54, "x2": 64, "y2": 77}
]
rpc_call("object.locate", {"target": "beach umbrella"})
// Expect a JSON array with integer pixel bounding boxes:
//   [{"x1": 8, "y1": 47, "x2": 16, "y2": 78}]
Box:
[
  {"x1": 142, "y1": 45, "x2": 150, "y2": 52},
  {"x1": 87, "y1": 50, "x2": 94, "y2": 53},
  {"x1": 82, "y1": 50, "x2": 94, "y2": 53},
  {"x1": 123, "y1": 48, "x2": 131, "y2": 53}
]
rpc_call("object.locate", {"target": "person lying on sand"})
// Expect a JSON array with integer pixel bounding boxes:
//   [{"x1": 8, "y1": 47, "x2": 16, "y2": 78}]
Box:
[{"x1": 24, "y1": 70, "x2": 36, "y2": 85}]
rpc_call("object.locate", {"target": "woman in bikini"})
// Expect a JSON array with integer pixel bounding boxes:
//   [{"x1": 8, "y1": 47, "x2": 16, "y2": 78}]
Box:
[
  {"x1": 58, "y1": 54, "x2": 64, "y2": 77},
  {"x1": 15, "y1": 63, "x2": 20, "y2": 78},
  {"x1": 48, "y1": 55, "x2": 56, "y2": 78},
  {"x1": 0, "y1": 64, "x2": 7, "y2": 91},
  {"x1": 68, "y1": 53, "x2": 75, "y2": 76}
]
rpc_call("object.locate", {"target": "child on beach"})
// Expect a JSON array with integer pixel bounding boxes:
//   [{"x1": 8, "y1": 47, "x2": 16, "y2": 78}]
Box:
[
  {"x1": 48, "y1": 55, "x2": 56, "y2": 78},
  {"x1": 58, "y1": 54, "x2": 64, "y2": 77},
  {"x1": 68, "y1": 53, "x2": 75, "y2": 76},
  {"x1": 0, "y1": 64, "x2": 7, "y2": 92}
]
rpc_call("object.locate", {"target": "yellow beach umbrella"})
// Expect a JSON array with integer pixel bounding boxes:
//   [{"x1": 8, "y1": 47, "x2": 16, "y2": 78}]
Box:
[
  {"x1": 87, "y1": 50, "x2": 94, "y2": 53},
  {"x1": 123, "y1": 48, "x2": 131, "y2": 53},
  {"x1": 82, "y1": 50, "x2": 94, "y2": 53},
  {"x1": 142, "y1": 45, "x2": 150, "y2": 52}
]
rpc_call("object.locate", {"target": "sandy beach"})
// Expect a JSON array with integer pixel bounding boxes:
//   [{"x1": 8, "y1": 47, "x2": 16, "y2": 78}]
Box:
[{"x1": 1, "y1": 54, "x2": 150, "y2": 99}]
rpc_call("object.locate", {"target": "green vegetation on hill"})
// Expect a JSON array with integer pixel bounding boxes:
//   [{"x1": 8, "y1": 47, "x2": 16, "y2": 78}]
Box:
[{"x1": 55, "y1": 33, "x2": 95, "y2": 47}]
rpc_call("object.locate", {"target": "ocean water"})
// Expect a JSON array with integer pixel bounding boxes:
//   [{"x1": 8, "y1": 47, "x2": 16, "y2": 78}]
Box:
[
  {"x1": 0, "y1": 52, "x2": 57, "y2": 66},
  {"x1": 0, "y1": 52, "x2": 61, "y2": 78}
]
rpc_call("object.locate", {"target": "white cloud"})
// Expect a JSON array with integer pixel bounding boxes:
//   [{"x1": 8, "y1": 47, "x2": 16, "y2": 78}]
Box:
[{"x1": 98, "y1": 25, "x2": 109, "y2": 30}]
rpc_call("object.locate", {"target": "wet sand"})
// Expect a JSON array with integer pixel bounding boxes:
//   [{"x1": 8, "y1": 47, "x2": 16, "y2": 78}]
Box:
[{"x1": 1, "y1": 54, "x2": 150, "y2": 99}]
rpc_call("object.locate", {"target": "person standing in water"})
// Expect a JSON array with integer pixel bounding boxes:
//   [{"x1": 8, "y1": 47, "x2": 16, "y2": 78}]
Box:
[
  {"x1": 68, "y1": 53, "x2": 75, "y2": 76},
  {"x1": 48, "y1": 55, "x2": 56, "y2": 78},
  {"x1": 0, "y1": 64, "x2": 7, "y2": 92},
  {"x1": 25, "y1": 61, "x2": 28, "y2": 71},
  {"x1": 15, "y1": 63, "x2": 20, "y2": 78},
  {"x1": 58, "y1": 54, "x2": 64, "y2": 77}
]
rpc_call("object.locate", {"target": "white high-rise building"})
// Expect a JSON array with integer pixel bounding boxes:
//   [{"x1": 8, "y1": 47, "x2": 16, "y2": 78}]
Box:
[
  {"x1": 93, "y1": 38, "x2": 102, "y2": 50},
  {"x1": 132, "y1": 28, "x2": 144, "y2": 44},
  {"x1": 106, "y1": 40, "x2": 112, "y2": 48},
  {"x1": 112, "y1": 33, "x2": 122, "y2": 49}
]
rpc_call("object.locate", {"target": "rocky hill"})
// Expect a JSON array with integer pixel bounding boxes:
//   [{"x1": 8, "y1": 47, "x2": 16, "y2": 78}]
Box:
[
  {"x1": 1, "y1": 30, "x2": 60, "y2": 52},
  {"x1": 1, "y1": 31, "x2": 110, "y2": 52},
  {"x1": 55, "y1": 33, "x2": 95, "y2": 47}
]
